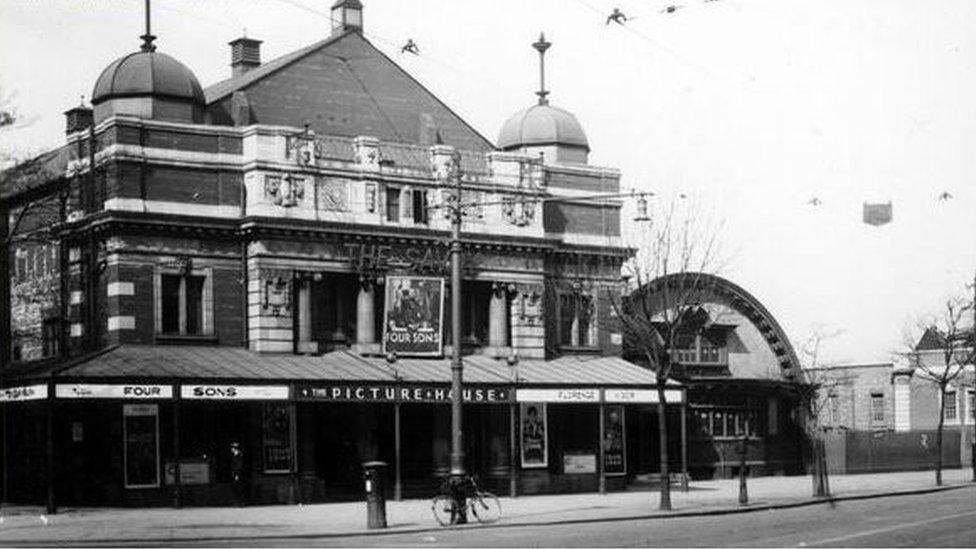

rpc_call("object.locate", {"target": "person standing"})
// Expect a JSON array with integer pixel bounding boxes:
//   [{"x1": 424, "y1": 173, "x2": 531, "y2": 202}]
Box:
[{"x1": 230, "y1": 441, "x2": 247, "y2": 507}]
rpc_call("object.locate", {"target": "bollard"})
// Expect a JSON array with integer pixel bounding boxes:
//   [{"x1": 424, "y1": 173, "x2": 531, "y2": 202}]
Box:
[{"x1": 362, "y1": 461, "x2": 388, "y2": 529}]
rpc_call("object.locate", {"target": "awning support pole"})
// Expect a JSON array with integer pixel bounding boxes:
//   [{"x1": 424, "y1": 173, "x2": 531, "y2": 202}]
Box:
[
  {"x1": 394, "y1": 402, "x2": 402, "y2": 501},
  {"x1": 509, "y1": 401, "x2": 518, "y2": 498},
  {"x1": 681, "y1": 398, "x2": 689, "y2": 492},
  {"x1": 172, "y1": 383, "x2": 182, "y2": 509},
  {"x1": 598, "y1": 403, "x2": 606, "y2": 494},
  {"x1": 45, "y1": 381, "x2": 56, "y2": 515}
]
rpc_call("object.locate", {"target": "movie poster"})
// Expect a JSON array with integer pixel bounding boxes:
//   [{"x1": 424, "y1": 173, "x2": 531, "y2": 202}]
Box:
[
  {"x1": 383, "y1": 276, "x2": 445, "y2": 357},
  {"x1": 603, "y1": 405, "x2": 626, "y2": 476},
  {"x1": 263, "y1": 402, "x2": 295, "y2": 473},
  {"x1": 520, "y1": 402, "x2": 548, "y2": 469}
]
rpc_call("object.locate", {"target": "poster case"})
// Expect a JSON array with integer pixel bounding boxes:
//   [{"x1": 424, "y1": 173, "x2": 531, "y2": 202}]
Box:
[
  {"x1": 123, "y1": 404, "x2": 160, "y2": 489},
  {"x1": 520, "y1": 402, "x2": 548, "y2": 469},
  {"x1": 383, "y1": 275, "x2": 445, "y2": 357}
]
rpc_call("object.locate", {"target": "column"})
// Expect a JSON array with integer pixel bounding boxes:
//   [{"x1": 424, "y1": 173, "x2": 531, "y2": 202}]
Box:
[
  {"x1": 394, "y1": 403, "x2": 402, "y2": 501},
  {"x1": 353, "y1": 283, "x2": 379, "y2": 355},
  {"x1": 487, "y1": 406, "x2": 510, "y2": 478},
  {"x1": 297, "y1": 279, "x2": 316, "y2": 354},
  {"x1": 486, "y1": 285, "x2": 509, "y2": 357},
  {"x1": 598, "y1": 403, "x2": 606, "y2": 494}
]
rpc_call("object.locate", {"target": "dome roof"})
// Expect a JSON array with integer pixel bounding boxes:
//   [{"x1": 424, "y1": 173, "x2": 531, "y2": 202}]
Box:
[
  {"x1": 497, "y1": 103, "x2": 589, "y2": 151},
  {"x1": 92, "y1": 50, "x2": 205, "y2": 106}
]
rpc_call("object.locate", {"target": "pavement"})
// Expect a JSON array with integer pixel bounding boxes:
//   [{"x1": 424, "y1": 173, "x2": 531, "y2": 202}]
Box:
[{"x1": 0, "y1": 468, "x2": 973, "y2": 545}]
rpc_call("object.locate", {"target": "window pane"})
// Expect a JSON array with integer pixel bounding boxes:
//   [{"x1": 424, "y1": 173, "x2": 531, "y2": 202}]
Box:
[
  {"x1": 712, "y1": 411, "x2": 725, "y2": 437},
  {"x1": 412, "y1": 190, "x2": 428, "y2": 224},
  {"x1": 385, "y1": 187, "x2": 400, "y2": 222},
  {"x1": 871, "y1": 394, "x2": 885, "y2": 423},
  {"x1": 577, "y1": 295, "x2": 593, "y2": 346},
  {"x1": 945, "y1": 391, "x2": 957, "y2": 420},
  {"x1": 185, "y1": 275, "x2": 205, "y2": 335},
  {"x1": 161, "y1": 275, "x2": 181, "y2": 334},
  {"x1": 559, "y1": 294, "x2": 575, "y2": 346}
]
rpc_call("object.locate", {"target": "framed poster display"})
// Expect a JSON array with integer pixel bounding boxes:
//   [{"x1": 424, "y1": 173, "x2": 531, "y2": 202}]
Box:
[
  {"x1": 603, "y1": 405, "x2": 626, "y2": 476},
  {"x1": 123, "y1": 404, "x2": 160, "y2": 489},
  {"x1": 263, "y1": 402, "x2": 296, "y2": 473},
  {"x1": 383, "y1": 275, "x2": 445, "y2": 357},
  {"x1": 520, "y1": 402, "x2": 548, "y2": 469}
]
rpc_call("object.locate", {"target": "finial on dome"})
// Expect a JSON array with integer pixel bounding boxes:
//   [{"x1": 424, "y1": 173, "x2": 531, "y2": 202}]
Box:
[
  {"x1": 140, "y1": 0, "x2": 157, "y2": 52},
  {"x1": 532, "y1": 32, "x2": 552, "y2": 105}
]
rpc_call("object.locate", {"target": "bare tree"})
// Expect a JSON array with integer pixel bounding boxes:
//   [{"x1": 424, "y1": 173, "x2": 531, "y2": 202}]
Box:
[
  {"x1": 903, "y1": 296, "x2": 975, "y2": 486},
  {"x1": 609, "y1": 196, "x2": 725, "y2": 510}
]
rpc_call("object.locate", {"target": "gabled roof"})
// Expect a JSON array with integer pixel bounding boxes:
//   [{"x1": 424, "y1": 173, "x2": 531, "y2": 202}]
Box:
[
  {"x1": 203, "y1": 31, "x2": 494, "y2": 151},
  {"x1": 0, "y1": 144, "x2": 74, "y2": 205},
  {"x1": 915, "y1": 326, "x2": 975, "y2": 352}
]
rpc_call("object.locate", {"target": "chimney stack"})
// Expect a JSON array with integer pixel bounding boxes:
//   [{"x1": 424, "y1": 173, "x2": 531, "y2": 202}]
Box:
[
  {"x1": 331, "y1": 0, "x2": 363, "y2": 36},
  {"x1": 63, "y1": 105, "x2": 93, "y2": 136},
  {"x1": 229, "y1": 37, "x2": 262, "y2": 78}
]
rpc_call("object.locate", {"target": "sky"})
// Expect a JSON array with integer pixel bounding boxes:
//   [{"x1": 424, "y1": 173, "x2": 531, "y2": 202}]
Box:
[{"x1": 1, "y1": 0, "x2": 974, "y2": 365}]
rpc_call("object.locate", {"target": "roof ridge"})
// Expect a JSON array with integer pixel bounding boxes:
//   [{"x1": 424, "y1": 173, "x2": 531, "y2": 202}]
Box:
[{"x1": 203, "y1": 32, "x2": 348, "y2": 104}]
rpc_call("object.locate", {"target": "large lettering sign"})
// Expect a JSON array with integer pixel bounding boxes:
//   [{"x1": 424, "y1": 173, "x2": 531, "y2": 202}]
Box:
[
  {"x1": 0, "y1": 384, "x2": 48, "y2": 402},
  {"x1": 516, "y1": 388, "x2": 600, "y2": 403},
  {"x1": 181, "y1": 385, "x2": 290, "y2": 400},
  {"x1": 56, "y1": 384, "x2": 173, "y2": 400},
  {"x1": 296, "y1": 384, "x2": 511, "y2": 404},
  {"x1": 383, "y1": 275, "x2": 444, "y2": 357}
]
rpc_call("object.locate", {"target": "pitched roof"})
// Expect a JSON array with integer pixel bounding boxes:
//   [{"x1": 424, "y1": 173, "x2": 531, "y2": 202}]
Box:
[
  {"x1": 10, "y1": 345, "x2": 666, "y2": 388},
  {"x1": 0, "y1": 144, "x2": 74, "y2": 204},
  {"x1": 203, "y1": 31, "x2": 494, "y2": 151}
]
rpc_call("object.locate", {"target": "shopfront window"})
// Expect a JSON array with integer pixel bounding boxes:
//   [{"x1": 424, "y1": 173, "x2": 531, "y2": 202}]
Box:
[{"x1": 693, "y1": 395, "x2": 764, "y2": 439}]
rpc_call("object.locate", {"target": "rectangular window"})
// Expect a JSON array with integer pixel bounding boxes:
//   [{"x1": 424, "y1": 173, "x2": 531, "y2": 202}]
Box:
[
  {"x1": 870, "y1": 393, "x2": 885, "y2": 424},
  {"x1": 944, "y1": 390, "x2": 957, "y2": 421},
  {"x1": 41, "y1": 318, "x2": 60, "y2": 358},
  {"x1": 124, "y1": 404, "x2": 160, "y2": 489},
  {"x1": 412, "y1": 189, "x2": 428, "y2": 224},
  {"x1": 385, "y1": 187, "x2": 400, "y2": 222},
  {"x1": 161, "y1": 274, "x2": 182, "y2": 334},
  {"x1": 157, "y1": 270, "x2": 211, "y2": 337},
  {"x1": 559, "y1": 293, "x2": 595, "y2": 348},
  {"x1": 559, "y1": 294, "x2": 576, "y2": 347},
  {"x1": 829, "y1": 393, "x2": 840, "y2": 426},
  {"x1": 185, "y1": 275, "x2": 205, "y2": 335}
]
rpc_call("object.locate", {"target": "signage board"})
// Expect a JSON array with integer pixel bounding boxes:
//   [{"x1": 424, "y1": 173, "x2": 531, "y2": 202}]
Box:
[
  {"x1": 563, "y1": 453, "x2": 597, "y2": 474},
  {"x1": 181, "y1": 385, "x2": 290, "y2": 400},
  {"x1": 296, "y1": 384, "x2": 511, "y2": 404},
  {"x1": 383, "y1": 275, "x2": 445, "y2": 357},
  {"x1": 56, "y1": 384, "x2": 173, "y2": 400},
  {"x1": 0, "y1": 384, "x2": 47, "y2": 402},
  {"x1": 164, "y1": 460, "x2": 211, "y2": 485},
  {"x1": 603, "y1": 389, "x2": 684, "y2": 404},
  {"x1": 516, "y1": 388, "x2": 600, "y2": 403}
]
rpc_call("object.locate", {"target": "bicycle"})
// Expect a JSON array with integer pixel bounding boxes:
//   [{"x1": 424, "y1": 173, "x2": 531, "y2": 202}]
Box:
[{"x1": 431, "y1": 475, "x2": 501, "y2": 526}]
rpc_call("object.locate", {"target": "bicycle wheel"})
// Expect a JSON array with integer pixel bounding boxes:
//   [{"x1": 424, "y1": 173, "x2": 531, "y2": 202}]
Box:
[
  {"x1": 432, "y1": 494, "x2": 455, "y2": 526},
  {"x1": 470, "y1": 491, "x2": 501, "y2": 523}
]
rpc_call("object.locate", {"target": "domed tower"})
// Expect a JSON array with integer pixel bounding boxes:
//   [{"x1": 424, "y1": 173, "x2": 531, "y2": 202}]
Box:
[
  {"x1": 497, "y1": 34, "x2": 590, "y2": 164},
  {"x1": 90, "y1": 11, "x2": 205, "y2": 124}
]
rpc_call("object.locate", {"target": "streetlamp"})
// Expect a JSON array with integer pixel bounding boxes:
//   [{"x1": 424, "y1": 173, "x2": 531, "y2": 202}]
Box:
[{"x1": 434, "y1": 149, "x2": 652, "y2": 522}]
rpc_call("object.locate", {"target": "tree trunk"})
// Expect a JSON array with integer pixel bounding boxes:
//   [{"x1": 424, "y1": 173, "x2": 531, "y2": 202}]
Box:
[
  {"x1": 656, "y1": 384, "x2": 671, "y2": 511},
  {"x1": 936, "y1": 388, "x2": 946, "y2": 486}
]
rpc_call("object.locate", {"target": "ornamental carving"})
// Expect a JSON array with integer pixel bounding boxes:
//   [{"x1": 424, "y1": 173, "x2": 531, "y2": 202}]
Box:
[
  {"x1": 265, "y1": 174, "x2": 305, "y2": 207},
  {"x1": 261, "y1": 270, "x2": 292, "y2": 317}
]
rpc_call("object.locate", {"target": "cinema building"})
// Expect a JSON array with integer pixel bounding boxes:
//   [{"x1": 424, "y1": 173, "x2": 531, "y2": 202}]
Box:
[{"x1": 0, "y1": 2, "x2": 698, "y2": 508}]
